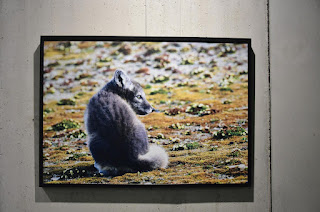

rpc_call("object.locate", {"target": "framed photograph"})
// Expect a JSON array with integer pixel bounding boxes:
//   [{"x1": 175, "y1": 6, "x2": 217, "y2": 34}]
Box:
[{"x1": 40, "y1": 36, "x2": 253, "y2": 186}]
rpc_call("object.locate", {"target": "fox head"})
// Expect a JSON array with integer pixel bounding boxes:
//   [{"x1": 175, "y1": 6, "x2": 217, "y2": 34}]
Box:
[{"x1": 111, "y1": 69, "x2": 155, "y2": 115}]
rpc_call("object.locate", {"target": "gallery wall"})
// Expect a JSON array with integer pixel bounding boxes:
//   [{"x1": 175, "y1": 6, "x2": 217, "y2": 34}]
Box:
[
  {"x1": 0, "y1": 0, "x2": 318, "y2": 211},
  {"x1": 270, "y1": 0, "x2": 320, "y2": 211}
]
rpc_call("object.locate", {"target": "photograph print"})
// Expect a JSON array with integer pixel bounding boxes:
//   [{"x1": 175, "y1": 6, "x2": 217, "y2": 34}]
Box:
[{"x1": 41, "y1": 37, "x2": 251, "y2": 185}]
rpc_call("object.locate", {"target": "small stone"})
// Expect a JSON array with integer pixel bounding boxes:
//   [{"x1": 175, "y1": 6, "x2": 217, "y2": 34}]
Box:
[
  {"x1": 136, "y1": 67, "x2": 149, "y2": 74},
  {"x1": 238, "y1": 164, "x2": 247, "y2": 171},
  {"x1": 118, "y1": 44, "x2": 132, "y2": 55}
]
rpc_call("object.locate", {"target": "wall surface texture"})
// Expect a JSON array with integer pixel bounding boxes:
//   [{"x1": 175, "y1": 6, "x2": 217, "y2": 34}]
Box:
[
  {"x1": 270, "y1": 0, "x2": 320, "y2": 211},
  {"x1": 0, "y1": 0, "x2": 316, "y2": 211},
  {"x1": 0, "y1": 1, "x2": 269, "y2": 211}
]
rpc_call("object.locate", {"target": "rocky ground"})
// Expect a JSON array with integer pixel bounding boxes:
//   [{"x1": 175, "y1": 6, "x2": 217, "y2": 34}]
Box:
[{"x1": 42, "y1": 40, "x2": 249, "y2": 185}]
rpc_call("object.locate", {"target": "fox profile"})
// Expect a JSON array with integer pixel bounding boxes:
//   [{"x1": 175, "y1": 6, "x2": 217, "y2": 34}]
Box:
[{"x1": 84, "y1": 69, "x2": 168, "y2": 176}]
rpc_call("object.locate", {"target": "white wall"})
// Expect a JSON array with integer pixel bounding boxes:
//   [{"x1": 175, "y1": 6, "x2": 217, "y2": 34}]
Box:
[
  {"x1": 0, "y1": 0, "x2": 289, "y2": 211},
  {"x1": 270, "y1": 0, "x2": 320, "y2": 211}
]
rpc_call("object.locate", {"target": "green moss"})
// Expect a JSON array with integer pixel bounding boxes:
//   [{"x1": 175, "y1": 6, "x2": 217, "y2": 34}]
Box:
[
  {"x1": 164, "y1": 108, "x2": 183, "y2": 116},
  {"x1": 229, "y1": 149, "x2": 241, "y2": 157},
  {"x1": 169, "y1": 123, "x2": 185, "y2": 129},
  {"x1": 169, "y1": 137, "x2": 181, "y2": 143},
  {"x1": 181, "y1": 58, "x2": 194, "y2": 65},
  {"x1": 150, "y1": 88, "x2": 168, "y2": 95},
  {"x1": 212, "y1": 127, "x2": 247, "y2": 140},
  {"x1": 184, "y1": 130, "x2": 192, "y2": 135},
  {"x1": 217, "y1": 44, "x2": 236, "y2": 57},
  {"x1": 225, "y1": 159, "x2": 242, "y2": 165},
  {"x1": 181, "y1": 46, "x2": 191, "y2": 52},
  {"x1": 203, "y1": 165, "x2": 212, "y2": 169},
  {"x1": 67, "y1": 129, "x2": 87, "y2": 139},
  {"x1": 151, "y1": 75, "x2": 170, "y2": 83},
  {"x1": 172, "y1": 141, "x2": 199, "y2": 151},
  {"x1": 118, "y1": 44, "x2": 132, "y2": 55},
  {"x1": 223, "y1": 100, "x2": 232, "y2": 104},
  {"x1": 60, "y1": 164, "x2": 97, "y2": 180},
  {"x1": 75, "y1": 73, "x2": 92, "y2": 80},
  {"x1": 201, "y1": 73, "x2": 213, "y2": 79},
  {"x1": 210, "y1": 119, "x2": 219, "y2": 123},
  {"x1": 185, "y1": 103, "x2": 214, "y2": 116},
  {"x1": 156, "y1": 133, "x2": 165, "y2": 139},
  {"x1": 190, "y1": 68, "x2": 204, "y2": 75},
  {"x1": 209, "y1": 146, "x2": 218, "y2": 151},
  {"x1": 176, "y1": 81, "x2": 188, "y2": 87},
  {"x1": 144, "y1": 47, "x2": 160, "y2": 56},
  {"x1": 111, "y1": 41, "x2": 121, "y2": 46},
  {"x1": 66, "y1": 60, "x2": 84, "y2": 66},
  {"x1": 219, "y1": 87, "x2": 233, "y2": 92},
  {"x1": 51, "y1": 119, "x2": 80, "y2": 131},
  {"x1": 74, "y1": 92, "x2": 86, "y2": 99},
  {"x1": 186, "y1": 142, "x2": 199, "y2": 150},
  {"x1": 46, "y1": 87, "x2": 56, "y2": 94},
  {"x1": 154, "y1": 63, "x2": 166, "y2": 69},
  {"x1": 47, "y1": 61, "x2": 60, "y2": 67},
  {"x1": 167, "y1": 48, "x2": 177, "y2": 53},
  {"x1": 199, "y1": 126, "x2": 210, "y2": 133},
  {"x1": 57, "y1": 98, "x2": 76, "y2": 106},
  {"x1": 111, "y1": 50, "x2": 120, "y2": 56},
  {"x1": 239, "y1": 70, "x2": 248, "y2": 75},
  {"x1": 44, "y1": 108, "x2": 54, "y2": 114},
  {"x1": 99, "y1": 57, "x2": 112, "y2": 62},
  {"x1": 172, "y1": 143, "x2": 186, "y2": 151},
  {"x1": 219, "y1": 75, "x2": 238, "y2": 87},
  {"x1": 68, "y1": 153, "x2": 88, "y2": 160},
  {"x1": 144, "y1": 84, "x2": 152, "y2": 89}
]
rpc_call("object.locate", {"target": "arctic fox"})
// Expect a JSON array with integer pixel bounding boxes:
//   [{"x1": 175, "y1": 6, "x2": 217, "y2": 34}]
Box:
[{"x1": 84, "y1": 69, "x2": 168, "y2": 176}]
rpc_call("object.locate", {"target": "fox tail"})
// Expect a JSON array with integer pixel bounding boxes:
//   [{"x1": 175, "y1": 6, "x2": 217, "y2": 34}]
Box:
[{"x1": 138, "y1": 144, "x2": 169, "y2": 170}]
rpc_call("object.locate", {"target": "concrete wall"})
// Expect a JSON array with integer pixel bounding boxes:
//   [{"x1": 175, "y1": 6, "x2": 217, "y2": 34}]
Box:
[
  {"x1": 0, "y1": 0, "x2": 316, "y2": 211},
  {"x1": 270, "y1": 0, "x2": 320, "y2": 211}
]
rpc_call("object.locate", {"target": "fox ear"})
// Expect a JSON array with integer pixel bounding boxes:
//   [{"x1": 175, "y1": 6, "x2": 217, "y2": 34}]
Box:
[{"x1": 113, "y1": 69, "x2": 133, "y2": 90}]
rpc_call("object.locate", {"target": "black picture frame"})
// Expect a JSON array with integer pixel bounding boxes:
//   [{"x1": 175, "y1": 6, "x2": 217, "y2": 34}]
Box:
[{"x1": 39, "y1": 36, "x2": 254, "y2": 187}]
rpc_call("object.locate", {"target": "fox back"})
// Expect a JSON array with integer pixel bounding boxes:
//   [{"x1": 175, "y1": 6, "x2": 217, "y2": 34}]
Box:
[{"x1": 85, "y1": 70, "x2": 168, "y2": 175}]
